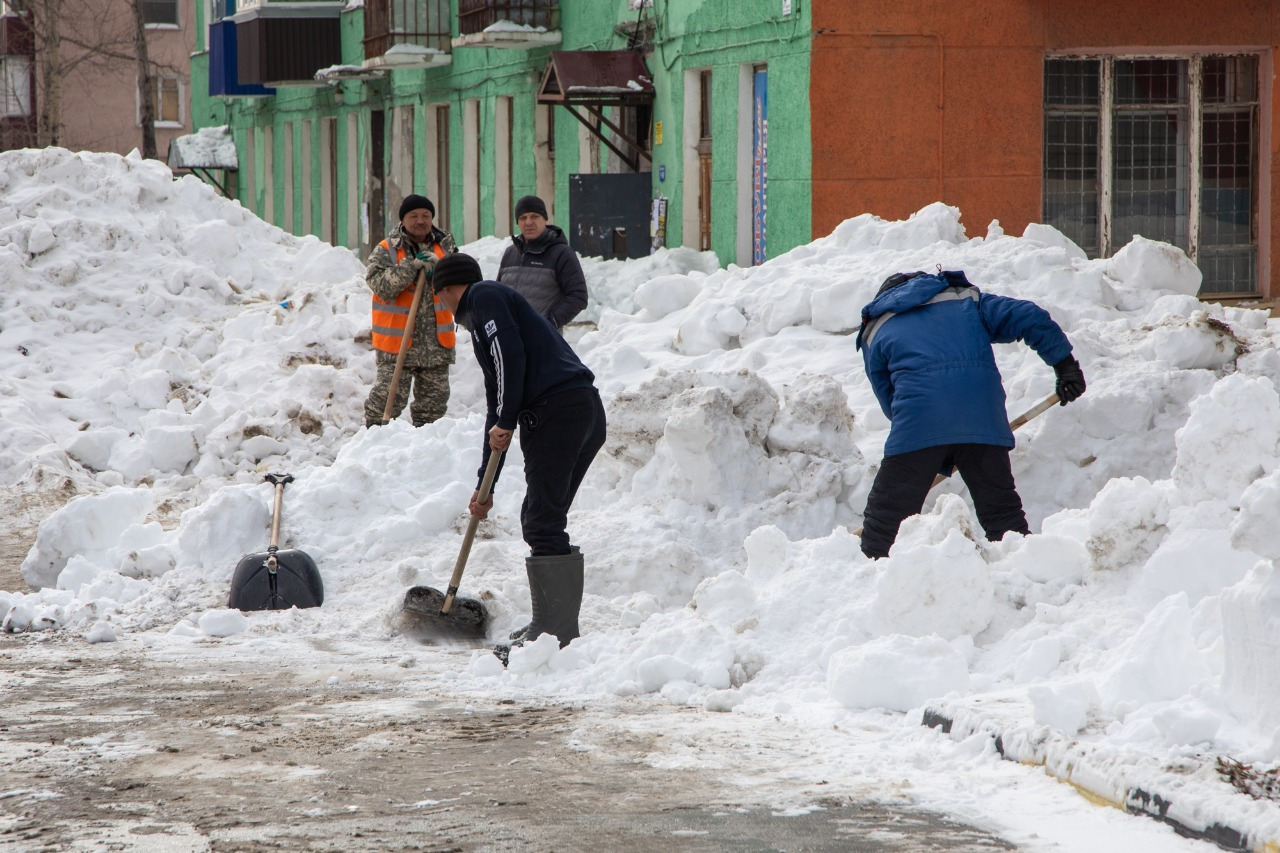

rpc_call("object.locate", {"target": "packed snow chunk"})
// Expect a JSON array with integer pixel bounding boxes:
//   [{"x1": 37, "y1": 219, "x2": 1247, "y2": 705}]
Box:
[
  {"x1": 767, "y1": 374, "x2": 859, "y2": 460},
  {"x1": 743, "y1": 525, "x2": 789, "y2": 584},
  {"x1": 1106, "y1": 234, "x2": 1202, "y2": 295},
  {"x1": 636, "y1": 654, "x2": 696, "y2": 693},
  {"x1": 634, "y1": 273, "x2": 702, "y2": 319},
  {"x1": 65, "y1": 426, "x2": 129, "y2": 472},
  {"x1": 1150, "y1": 702, "x2": 1222, "y2": 748},
  {"x1": 1231, "y1": 470, "x2": 1280, "y2": 561},
  {"x1": 1135, "y1": 525, "x2": 1255, "y2": 607},
  {"x1": 1084, "y1": 477, "x2": 1173, "y2": 573},
  {"x1": 861, "y1": 503, "x2": 994, "y2": 640},
  {"x1": 26, "y1": 220, "x2": 56, "y2": 255},
  {"x1": 1139, "y1": 310, "x2": 1247, "y2": 371},
  {"x1": 997, "y1": 533, "x2": 1088, "y2": 586},
  {"x1": 21, "y1": 487, "x2": 155, "y2": 590},
  {"x1": 879, "y1": 202, "x2": 968, "y2": 251},
  {"x1": 691, "y1": 570, "x2": 757, "y2": 627},
  {"x1": 1020, "y1": 223, "x2": 1087, "y2": 260},
  {"x1": 1028, "y1": 680, "x2": 1098, "y2": 735},
  {"x1": 198, "y1": 608, "x2": 250, "y2": 637},
  {"x1": 85, "y1": 620, "x2": 118, "y2": 644},
  {"x1": 1096, "y1": 593, "x2": 1211, "y2": 714},
  {"x1": 1220, "y1": 561, "x2": 1280, "y2": 736},
  {"x1": 827, "y1": 634, "x2": 969, "y2": 712},
  {"x1": 144, "y1": 424, "x2": 199, "y2": 474},
  {"x1": 174, "y1": 485, "x2": 271, "y2": 573},
  {"x1": 1172, "y1": 374, "x2": 1280, "y2": 505}
]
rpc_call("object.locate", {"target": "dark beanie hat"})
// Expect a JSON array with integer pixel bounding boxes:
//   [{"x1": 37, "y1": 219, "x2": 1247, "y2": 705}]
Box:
[
  {"x1": 431, "y1": 252, "x2": 482, "y2": 290},
  {"x1": 398, "y1": 194, "x2": 435, "y2": 221},
  {"x1": 514, "y1": 194, "x2": 548, "y2": 220}
]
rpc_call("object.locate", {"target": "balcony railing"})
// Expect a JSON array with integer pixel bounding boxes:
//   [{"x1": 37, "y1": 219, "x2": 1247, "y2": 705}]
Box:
[
  {"x1": 364, "y1": 0, "x2": 451, "y2": 63},
  {"x1": 457, "y1": 0, "x2": 558, "y2": 35}
]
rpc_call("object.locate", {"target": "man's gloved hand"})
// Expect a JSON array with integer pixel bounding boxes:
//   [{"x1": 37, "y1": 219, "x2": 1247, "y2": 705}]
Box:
[
  {"x1": 414, "y1": 251, "x2": 437, "y2": 263},
  {"x1": 1053, "y1": 355, "x2": 1086, "y2": 405}
]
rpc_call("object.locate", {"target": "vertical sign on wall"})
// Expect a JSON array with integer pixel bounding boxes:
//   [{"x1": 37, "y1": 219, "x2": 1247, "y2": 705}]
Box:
[{"x1": 751, "y1": 67, "x2": 768, "y2": 266}]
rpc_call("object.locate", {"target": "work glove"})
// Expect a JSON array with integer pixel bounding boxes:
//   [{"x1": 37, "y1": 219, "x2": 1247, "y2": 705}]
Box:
[
  {"x1": 1053, "y1": 355, "x2": 1086, "y2": 405},
  {"x1": 414, "y1": 250, "x2": 438, "y2": 263}
]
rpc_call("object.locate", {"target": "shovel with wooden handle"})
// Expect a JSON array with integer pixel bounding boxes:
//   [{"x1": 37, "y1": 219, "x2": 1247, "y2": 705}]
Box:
[
  {"x1": 400, "y1": 449, "x2": 502, "y2": 639},
  {"x1": 378, "y1": 267, "x2": 428, "y2": 425},
  {"x1": 854, "y1": 392, "x2": 1060, "y2": 537}
]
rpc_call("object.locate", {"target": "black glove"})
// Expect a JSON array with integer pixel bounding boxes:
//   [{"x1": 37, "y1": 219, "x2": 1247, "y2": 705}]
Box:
[{"x1": 1053, "y1": 355, "x2": 1086, "y2": 405}]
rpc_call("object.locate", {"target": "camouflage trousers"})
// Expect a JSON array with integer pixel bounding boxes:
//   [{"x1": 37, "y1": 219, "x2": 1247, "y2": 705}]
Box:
[{"x1": 364, "y1": 361, "x2": 451, "y2": 427}]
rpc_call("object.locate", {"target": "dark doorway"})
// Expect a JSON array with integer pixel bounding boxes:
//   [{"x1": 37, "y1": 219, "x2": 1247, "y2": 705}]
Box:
[{"x1": 568, "y1": 172, "x2": 650, "y2": 260}]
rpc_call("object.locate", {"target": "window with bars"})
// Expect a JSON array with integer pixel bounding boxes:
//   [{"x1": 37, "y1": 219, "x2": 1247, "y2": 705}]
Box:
[
  {"x1": 1043, "y1": 55, "x2": 1259, "y2": 295},
  {"x1": 142, "y1": 0, "x2": 178, "y2": 26}
]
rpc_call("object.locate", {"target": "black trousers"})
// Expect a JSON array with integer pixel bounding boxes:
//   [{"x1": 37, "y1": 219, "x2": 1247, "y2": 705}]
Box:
[
  {"x1": 518, "y1": 387, "x2": 607, "y2": 556},
  {"x1": 860, "y1": 443, "x2": 1029, "y2": 559}
]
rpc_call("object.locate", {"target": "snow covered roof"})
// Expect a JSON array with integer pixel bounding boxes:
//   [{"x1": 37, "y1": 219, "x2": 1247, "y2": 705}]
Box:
[{"x1": 167, "y1": 125, "x2": 238, "y2": 171}]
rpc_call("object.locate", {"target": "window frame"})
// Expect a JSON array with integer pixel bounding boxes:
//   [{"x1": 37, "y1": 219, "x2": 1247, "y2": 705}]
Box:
[
  {"x1": 0, "y1": 54, "x2": 32, "y2": 118},
  {"x1": 138, "y1": 74, "x2": 184, "y2": 128},
  {"x1": 1043, "y1": 52, "x2": 1262, "y2": 297},
  {"x1": 142, "y1": 0, "x2": 180, "y2": 28}
]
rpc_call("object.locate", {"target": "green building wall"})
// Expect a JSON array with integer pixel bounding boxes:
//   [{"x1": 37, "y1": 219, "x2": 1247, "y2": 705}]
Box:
[{"x1": 190, "y1": 0, "x2": 811, "y2": 266}]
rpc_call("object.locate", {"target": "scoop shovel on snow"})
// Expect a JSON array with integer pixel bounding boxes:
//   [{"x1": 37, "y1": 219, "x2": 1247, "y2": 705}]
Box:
[
  {"x1": 400, "y1": 450, "x2": 502, "y2": 640},
  {"x1": 854, "y1": 392, "x2": 1060, "y2": 537},
  {"x1": 228, "y1": 473, "x2": 324, "y2": 610}
]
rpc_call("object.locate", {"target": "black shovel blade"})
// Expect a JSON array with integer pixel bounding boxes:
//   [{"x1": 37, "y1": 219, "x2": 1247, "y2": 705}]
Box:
[
  {"x1": 402, "y1": 586, "x2": 487, "y2": 640},
  {"x1": 228, "y1": 549, "x2": 324, "y2": 611}
]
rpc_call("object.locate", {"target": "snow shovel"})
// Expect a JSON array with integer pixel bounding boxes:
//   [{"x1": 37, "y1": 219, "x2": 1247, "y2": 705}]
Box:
[
  {"x1": 854, "y1": 392, "x2": 1060, "y2": 536},
  {"x1": 377, "y1": 267, "x2": 428, "y2": 425},
  {"x1": 228, "y1": 473, "x2": 324, "y2": 610},
  {"x1": 400, "y1": 449, "x2": 502, "y2": 639}
]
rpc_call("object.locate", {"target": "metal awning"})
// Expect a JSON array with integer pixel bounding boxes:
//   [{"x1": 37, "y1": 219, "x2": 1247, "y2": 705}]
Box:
[
  {"x1": 167, "y1": 126, "x2": 238, "y2": 196},
  {"x1": 537, "y1": 49, "x2": 654, "y2": 172}
]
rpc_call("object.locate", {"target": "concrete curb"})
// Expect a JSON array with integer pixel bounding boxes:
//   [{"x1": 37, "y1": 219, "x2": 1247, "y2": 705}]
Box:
[{"x1": 921, "y1": 704, "x2": 1279, "y2": 853}]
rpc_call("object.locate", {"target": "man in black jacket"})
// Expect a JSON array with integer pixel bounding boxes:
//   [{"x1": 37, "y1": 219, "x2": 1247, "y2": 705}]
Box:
[
  {"x1": 430, "y1": 252, "x2": 606, "y2": 660},
  {"x1": 497, "y1": 195, "x2": 588, "y2": 331}
]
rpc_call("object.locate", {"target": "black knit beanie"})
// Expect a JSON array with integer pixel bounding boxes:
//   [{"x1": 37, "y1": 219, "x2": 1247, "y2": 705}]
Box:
[
  {"x1": 398, "y1": 194, "x2": 435, "y2": 221},
  {"x1": 431, "y1": 253, "x2": 482, "y2": 291},
  {"x1": 513, "y1": 195, "x2": 548, "y2": 220}
]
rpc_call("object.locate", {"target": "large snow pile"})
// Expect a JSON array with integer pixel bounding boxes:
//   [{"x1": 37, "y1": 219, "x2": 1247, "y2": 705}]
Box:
[{"x1": 3, "y1": 149, "x2": 1280, "y2": 839}]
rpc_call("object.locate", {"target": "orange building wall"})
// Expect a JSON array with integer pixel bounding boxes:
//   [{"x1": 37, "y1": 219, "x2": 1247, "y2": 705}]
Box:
[{"x1": 811, "y1": 1, "x2": 1280, "y2": 295}]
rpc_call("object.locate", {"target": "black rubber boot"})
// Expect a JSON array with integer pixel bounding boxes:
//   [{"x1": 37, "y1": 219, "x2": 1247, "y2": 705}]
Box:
[
  {"x1": 507, "y1": 546, "x2": 578, "y2": 642},
  {"x1": 494, "y1": 550, "x2": 584, "y2": 665},
  {"x1": 366, "y1": 418, "x2": 382, "y2": 428},
  {"x1": 524, "y1": 550, "x2": 583, "y2": 647}
]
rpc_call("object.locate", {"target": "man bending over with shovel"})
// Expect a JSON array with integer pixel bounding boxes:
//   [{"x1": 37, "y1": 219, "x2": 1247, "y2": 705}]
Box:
[
  {"x1": 855, "y1": 269, "x2": 1087, "y2": 559},
  {"x1": 429, "y1": 252, "x2": 607, "y2": 662}
]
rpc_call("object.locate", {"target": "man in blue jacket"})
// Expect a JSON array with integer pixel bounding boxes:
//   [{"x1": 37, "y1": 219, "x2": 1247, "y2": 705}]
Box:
[
  {"x1": 855, "y1": 270, "x2": 1087, "y2": 559},
  {"x1": 429, "y1": 252, "x2": 607, "y2": 658}
]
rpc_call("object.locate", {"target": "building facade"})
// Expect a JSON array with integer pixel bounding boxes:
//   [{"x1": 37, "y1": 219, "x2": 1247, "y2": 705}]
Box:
[
  {"x1": 810, "y1": 1, "x2": 1279, "y2": 298},
  {"x1": 191, "y1": 1, "x2": 1280, "y2": 298},
  {"x1": 0, "y1": 0, "x2": 195, "y2": 158},
  {"x1": 190, "y1": 0, "x2": 811, "y2": 265}
]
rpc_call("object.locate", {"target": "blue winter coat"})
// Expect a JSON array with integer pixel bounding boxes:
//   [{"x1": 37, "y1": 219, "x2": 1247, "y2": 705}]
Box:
[{"x1": 855, "y1": 271, "x2": 1072, "y2": 457}]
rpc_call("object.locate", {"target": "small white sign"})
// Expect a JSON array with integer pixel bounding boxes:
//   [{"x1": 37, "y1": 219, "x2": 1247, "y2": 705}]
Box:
[{"x1": 782, "y1": 0, "x2": 792, "y2": 15}]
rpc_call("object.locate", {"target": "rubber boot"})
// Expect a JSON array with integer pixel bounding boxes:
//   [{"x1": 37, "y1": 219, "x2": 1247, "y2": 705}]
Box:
[
  {"x1": 494, "y1": 550, "x2": 584, "y2": 665},
  {"x1": 508, "y1": 546, "x2": 578, "y2": 642}
]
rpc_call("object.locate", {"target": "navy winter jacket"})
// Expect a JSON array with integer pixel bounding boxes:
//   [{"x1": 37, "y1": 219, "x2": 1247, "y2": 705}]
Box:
[
  {"x1": 455, "y1": 281, "x2": 595, "y2": 486},
  {"x1": 856, "y1": 271, "x2": 1072, "y2": 457}
]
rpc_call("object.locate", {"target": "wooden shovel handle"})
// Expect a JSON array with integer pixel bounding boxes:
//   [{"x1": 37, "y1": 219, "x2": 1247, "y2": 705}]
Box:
[
  {"x1": 381, "y1": 267, "x2": 428, "y2": 423},
  {"x1": 441, "y1": 449, "x2": 504, "y2": 614}
]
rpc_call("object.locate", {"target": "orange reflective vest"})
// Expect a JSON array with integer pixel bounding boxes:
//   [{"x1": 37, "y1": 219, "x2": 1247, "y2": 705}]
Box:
[{"x1": 370, "y1": 241, "x2": 456, "y2": 354}]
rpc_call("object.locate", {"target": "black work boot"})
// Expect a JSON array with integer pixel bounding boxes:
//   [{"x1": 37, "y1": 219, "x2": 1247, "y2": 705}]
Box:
[
  {"x1": 494, "y1": 550, "x2": 584, "y2": 665},
  {"x1": 366, "y1": 418, "x2": 382, "y2": 428}
]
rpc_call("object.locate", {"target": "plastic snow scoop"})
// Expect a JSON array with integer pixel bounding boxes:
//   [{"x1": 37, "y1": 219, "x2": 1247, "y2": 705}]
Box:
[
  {"x1": 228, "y1": 473, "x2": 324, "y2": 610},
  {"x1": 400, "y1": 449, "x2": 502, "y2": 639},
  {"x1": 378, "y1": 266, "x2": 428, "y2": 425},
  {"x1": 854, "y1": 392, "x2": 1060, "y2": 537}
]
